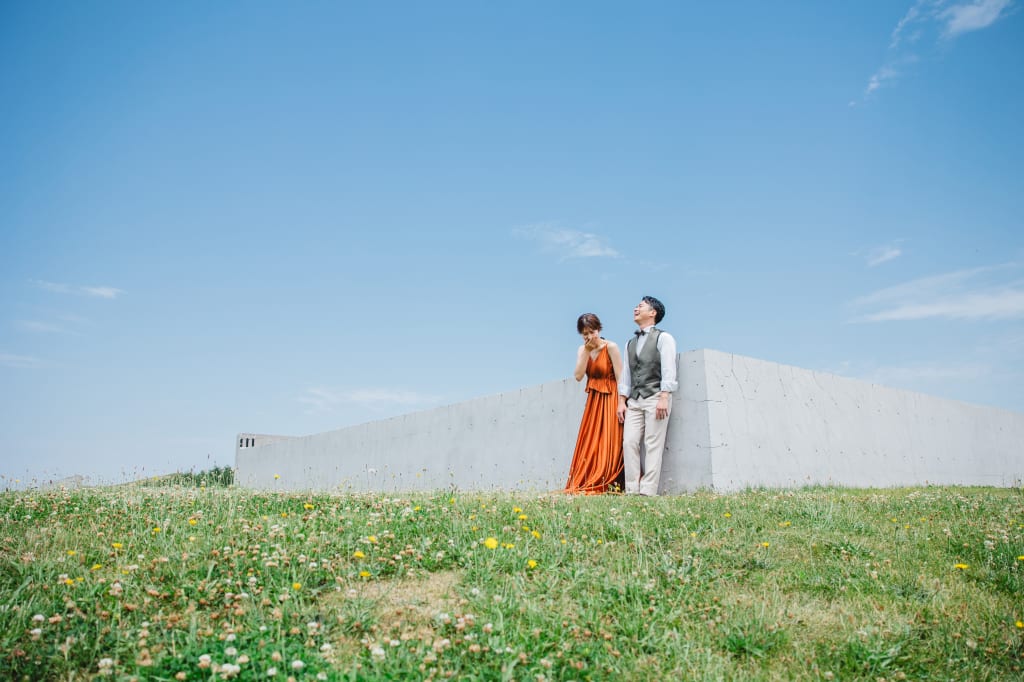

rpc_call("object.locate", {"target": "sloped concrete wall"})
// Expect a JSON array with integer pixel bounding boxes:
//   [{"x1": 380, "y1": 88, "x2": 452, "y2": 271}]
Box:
[
  {"x1": 235, "y1": 378, "x2": 589, "y2": 492},
  {"x1": 235, "y1": 349, "x2": 1024, "y2": 493},
  {"x1": 700, "y1": 350, "x2": 1024, "y2": 491}
]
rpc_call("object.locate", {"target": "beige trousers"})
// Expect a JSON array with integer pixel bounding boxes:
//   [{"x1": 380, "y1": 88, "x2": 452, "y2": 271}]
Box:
[{"x1": 622, "y1": 394, "x2": 671, "y2": 496}]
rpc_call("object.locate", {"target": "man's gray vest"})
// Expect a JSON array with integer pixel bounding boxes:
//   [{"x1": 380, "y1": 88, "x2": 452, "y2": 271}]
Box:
[{"x1": 626, "y1": 328, "x2": 663, "y2": 400}]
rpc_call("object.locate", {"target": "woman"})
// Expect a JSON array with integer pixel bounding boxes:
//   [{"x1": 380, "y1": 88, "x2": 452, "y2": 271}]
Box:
[{"x1": 565, "y1": 313, "x2": 625, "y2": 494}]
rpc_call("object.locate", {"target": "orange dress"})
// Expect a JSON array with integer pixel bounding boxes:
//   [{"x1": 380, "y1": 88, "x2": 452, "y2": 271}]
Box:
[{"x1": 564, "y1": 345, "x2": 624, "y2": 494}]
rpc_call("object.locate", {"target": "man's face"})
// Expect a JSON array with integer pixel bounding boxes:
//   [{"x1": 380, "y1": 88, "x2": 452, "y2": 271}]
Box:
[{"x1": 633, "y1": 300, "x2": 656, "y2": 326}]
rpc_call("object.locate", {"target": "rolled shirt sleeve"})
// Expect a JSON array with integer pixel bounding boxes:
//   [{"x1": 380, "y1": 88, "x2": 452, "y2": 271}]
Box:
[
  {"x1": 658, "y1": 332, "x2": 678, "y2": 393},
  {"x1": 618, "y1": 351, "x2": 632, "y2": 398}
]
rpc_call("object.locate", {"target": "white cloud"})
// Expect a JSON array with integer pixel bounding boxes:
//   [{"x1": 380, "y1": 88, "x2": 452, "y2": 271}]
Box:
[
  {"x1": 890, "y1": 0, "x2": 929, "y2": 48},
  {"x1": 865, "y1": 242, "x2": 904, "y2": 267},
  {"x1": 865, "y1": 65, "x2": 899, "y2": 95},
  {"x1": 31, "y1": 279, "x2": 124, "y2": 299},
  {"x1": 14, "y1": 320, "x2": 73, "y2": 334},
  {"x1": 859, "y1": 0, "x2": 1013, "y2": 101},
  {"x1": 0, "y1": 352, "x2": 44, "y2": 369},
  {"x1": 942, "y1": 0, "x2": 1013, "y2": 37},
  {"x1": 851, "y1": 263, "x2": 1024, "y2": 321},
  {"x1": 298, "y1": 386, "x2": 443, "y2": 413},
  {"x1": 514, "y1": 223, "x2": 619, "y2": 260},
  {"x1": 865, "y1": 363, "x2": 990, "y2": 383}
]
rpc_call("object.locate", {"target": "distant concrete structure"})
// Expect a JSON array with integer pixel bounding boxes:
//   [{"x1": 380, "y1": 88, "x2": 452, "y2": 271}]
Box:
[{"x1": 235, "y1": 349, "x2": 1024, "y2": 493}]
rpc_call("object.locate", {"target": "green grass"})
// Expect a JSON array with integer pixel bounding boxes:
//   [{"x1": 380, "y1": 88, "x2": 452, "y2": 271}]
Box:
[{"x1": 1, "y1": 484, "x2": 1022, "y2": 680}]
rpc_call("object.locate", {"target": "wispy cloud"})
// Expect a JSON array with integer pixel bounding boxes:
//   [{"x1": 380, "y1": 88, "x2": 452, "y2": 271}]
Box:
[
  {"x1": 850, "y1": 263, "x2": 1024, "y2": 321},
  {"x1": 298, "y1": 386, "x2": 443, "y2": 413},
  {"x1": 856, "y1": 0, "x2": 1014, "y2": 103},
  {"x1": 514, "y1": 223, "x2": 619, "y2": 261},
  {"x1": 14, "y1": 320, "x2": 76, "y2": 334},
  {"x1": 0, "y1": 352, "x2": 44, "y2": 369},
  {"x1": 942, "y1": 0, "x2": 1013, "y2": 37},
  {"x1": 830, "y1": 359, "x2": 990, "y2": 391},
  {"x1": 863, "y1": 241, "x2": 905, "y2": 267},
  {"x1": 31, "y1": 279, "x2": 125, "y2": 299}
]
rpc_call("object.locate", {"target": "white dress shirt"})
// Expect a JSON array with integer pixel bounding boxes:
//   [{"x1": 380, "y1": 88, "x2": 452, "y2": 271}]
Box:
[{"x1": 618, "y1": 325, "x2": 678, "y2": 397}]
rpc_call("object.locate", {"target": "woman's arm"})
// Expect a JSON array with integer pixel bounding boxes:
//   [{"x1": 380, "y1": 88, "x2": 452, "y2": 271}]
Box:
[{"x1": 574, "y1": 345, "x2": 589, "y2": 381}]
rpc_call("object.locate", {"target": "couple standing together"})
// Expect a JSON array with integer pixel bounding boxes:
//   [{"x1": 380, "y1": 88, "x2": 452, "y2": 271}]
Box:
[{"x1": 565, "y1": 296, "x2": 677, "y2": 496}]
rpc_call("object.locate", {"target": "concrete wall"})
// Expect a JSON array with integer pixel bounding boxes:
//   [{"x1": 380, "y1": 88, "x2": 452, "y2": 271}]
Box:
[
  {"x1": 236, "y1": 349, "x2": 1024, "y2": 493},
  {"x1": 696, "y1": 349, "x2": 1024, "y2": 491},
  {"x1": 236, "y1": 379, "x2": 586, "y2": 492}
]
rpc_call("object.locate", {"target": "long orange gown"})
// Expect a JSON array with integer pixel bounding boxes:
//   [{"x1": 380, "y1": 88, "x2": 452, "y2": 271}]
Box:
[{"x1": 564, "y1": 345, "x2": 624, "y2": 494}]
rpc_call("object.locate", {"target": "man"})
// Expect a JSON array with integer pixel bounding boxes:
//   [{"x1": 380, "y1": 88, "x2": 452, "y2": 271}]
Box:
[{"x1": 617, "y1": 296, "x2": 678, "y2": 496}]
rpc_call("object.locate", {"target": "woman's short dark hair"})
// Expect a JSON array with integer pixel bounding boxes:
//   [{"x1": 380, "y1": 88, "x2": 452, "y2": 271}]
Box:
[
  {"x1": 577, "y1": 313, "x2": 602, "y2": 334},
  {"x1": 642, "y1": 296, "x2": 665, "y2": 324}
]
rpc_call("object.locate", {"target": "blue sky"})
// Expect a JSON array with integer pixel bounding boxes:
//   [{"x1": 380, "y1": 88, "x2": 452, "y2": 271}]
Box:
[{"x1": 2, "y1": 1, "x2": 1022, "y2": 486}]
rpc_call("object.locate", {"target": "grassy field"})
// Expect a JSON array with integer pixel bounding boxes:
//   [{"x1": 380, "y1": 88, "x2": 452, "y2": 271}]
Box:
[{"x1": 1, "y1": 483, "x2": 1022, "y2": 681}]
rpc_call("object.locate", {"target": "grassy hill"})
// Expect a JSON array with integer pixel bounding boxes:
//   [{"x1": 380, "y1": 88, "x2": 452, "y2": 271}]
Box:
[{"x1": 1, "y1": 485, "x2": 1021, "y2": 680}]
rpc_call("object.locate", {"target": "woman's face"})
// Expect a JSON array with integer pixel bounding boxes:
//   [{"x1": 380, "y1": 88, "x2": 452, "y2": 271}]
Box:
[{"x1": 581, "y1": 327, "x2": 601, "y2": 346}]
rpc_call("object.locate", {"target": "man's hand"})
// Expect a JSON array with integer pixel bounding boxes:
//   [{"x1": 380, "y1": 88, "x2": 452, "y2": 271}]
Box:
[{"x1": 655, "y1": 394, "x2": 670, "y2": 420}]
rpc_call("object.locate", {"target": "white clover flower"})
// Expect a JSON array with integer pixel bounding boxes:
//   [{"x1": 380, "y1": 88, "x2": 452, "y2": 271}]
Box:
[
  {"x1": 319, "y1": 643, "x2": 332, "y2": 653},
  {"x1": 31, "y1": 614, "x2": 45, "y2": 623},
  {"x1": 29, "y1": 628, "x2": 42, "y2": 639},
  {"x1": 225, "y1": 646, "x2": 237, "y2": 657},
  {"x1": 371, "y1": 646, "x2": 386, "y2": 660},
  {"x1": 291, "y1": 660, "x2": 305, "y2": 671},
  {"x1": 265, "y1": 667, "x2": 277, "y2": 677}
]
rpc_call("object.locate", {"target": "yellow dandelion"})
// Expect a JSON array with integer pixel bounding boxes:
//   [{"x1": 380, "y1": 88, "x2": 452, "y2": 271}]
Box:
[
  {"x1": 91, "y1": 564, "x2": 102, "y2": 571},
  {"x1": 518, "y1": 514, "x2": 528, "y2": 521},
  {"x1": 471, "y1": 526, "x2": 478, "y2": 532},
  {"x1": 560, "y1": 538, "x2": 567, "y2": 545},
  {"x1": 303, "y1": 503, "x2": 314, "y2": 510},
  {"x1": 274, "y1": 474, "x2": 280, "y2": 479},
  {"x1": 64, "y1": 578, "x2": 74, "y2": 586},
  {"x1": 531, "y1": 530, "x2": 540, "y2": 539},
  {"x1": 280, "y1": 512, "x2": 288, "y2": 518},
  {"x1": 1016, "y1": 621, "x2": 1023, "y2": 629},
  {"x1": 761, "y1": 542, "x2": 770, "y2": 548},
  {"x1": 188, "y1": 519, "x2": 198, "y2": 526},
  {"x1": 367, "y1": 535, "x2": 378, "y2": 544},
  {"x1": 779, "y1": 521, "x2": 791, "y2": 527},
  {"x1": 1017, "y1": 556, "x2": 1024, "y2": 561},
  {"x1": 413, "y1": 506, "x2": 421, "y2": 512},
  {"x1": 359, "y1": 571, "x2": 370, "y2": 578},
  {"x1": 292, "y1": 582, "x2": 302, "y2": 590},
  {"x1": 596, "y1": 539, "x2": 603, "y2": 545},
  {"x1": 111, "y1": 542, "x2": 123, "y2": 549},
  {"x1": 724, "y1": 512, "x2": 731, "y2": 518},
  {"x1": 483, "y1": 537, "x2": 498, "y2": 550},
  {"x1": 527, "y1": 560, "x2": 538, "y2": 569},
  {"x1": 513, "y1": 507, "x2": 522, "y2": 513},
  {"x1": 152, "y1": 527, "x2": 161, "y2": 534},
  {"x1": 690, "y1": 532, "x2": 697, "y2": 537},
  {"x1": 954, "y1": 563, "x2": 969, "y2": 570},
  {"x1": 66, "y1": 550, "x2": 76, "y2": 556},
  {"x1": 503, "y1": 542, "x2": 515, "y2": 549},
  {"x1": 353, "y1": 550, "x2": 365, "y2": 559},
  {"x1": 890, "y1": 517, "x2": 898, "y2": 523}
]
